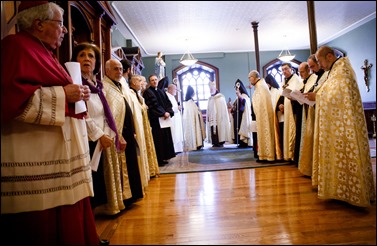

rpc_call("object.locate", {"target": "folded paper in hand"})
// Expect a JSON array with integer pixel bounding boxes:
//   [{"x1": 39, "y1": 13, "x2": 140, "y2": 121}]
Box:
[
  {"x1": 282, "y1": 88, "x2": 315, "y2": 106},
  {"x1": 159, "y1": 116, "x2": 172, "y2": 128},
  {"x1": 282, "y1": 88, "x2": 292, "y2": 98},
  {"x1": 90, "y1": 127, "x2": 116, "y2": 172},
  {"x1": 251, "y1": 120, "x2": 257, "y2": 132}
]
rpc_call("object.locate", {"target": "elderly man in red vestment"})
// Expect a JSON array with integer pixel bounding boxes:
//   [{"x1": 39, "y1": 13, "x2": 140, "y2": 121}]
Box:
[{"x1": 1, "y1": 2, "x2": 108, "y2": 245}]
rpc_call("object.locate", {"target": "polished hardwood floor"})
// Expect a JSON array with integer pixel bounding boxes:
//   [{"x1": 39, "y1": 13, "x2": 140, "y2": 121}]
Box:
[{"x1": 95, "y1": 139, "x2": 376, "y2": 245}]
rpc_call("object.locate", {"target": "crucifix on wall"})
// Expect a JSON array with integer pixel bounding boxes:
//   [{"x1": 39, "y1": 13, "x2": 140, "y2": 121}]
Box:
[{"x1": 361, "y1": 59, "x2": 373, "y2": 92}]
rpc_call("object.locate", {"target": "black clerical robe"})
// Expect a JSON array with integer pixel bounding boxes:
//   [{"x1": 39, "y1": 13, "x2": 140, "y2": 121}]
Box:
[{"x1": 142, "y1": 86, "x2": 176, "y2": 164}]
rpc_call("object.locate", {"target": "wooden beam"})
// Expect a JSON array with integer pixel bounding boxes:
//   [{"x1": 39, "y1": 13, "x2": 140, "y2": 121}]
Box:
[
  {"x1": 307, "y1": 1, "x2": 318, "y2": 55},
  {"x1": 251, "y1": 21, "x2": 260, "y2": 73}
]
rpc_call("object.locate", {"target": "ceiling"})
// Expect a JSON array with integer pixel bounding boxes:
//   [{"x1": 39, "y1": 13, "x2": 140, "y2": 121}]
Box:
[{"x1": 109, "y1": 1, "x2": 376, "y2": 57}]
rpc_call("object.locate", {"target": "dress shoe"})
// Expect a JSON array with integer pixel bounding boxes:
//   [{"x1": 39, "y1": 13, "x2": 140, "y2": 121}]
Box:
[
  {"x1": 100, "y1": 239, "x2": 109, "y2": 246},
  {"x1": 238, "y1": 144, "x2": 248, "y2": 148},
  {"x1": 158, "y1": 160, "x2": 168, "y2": 166}
]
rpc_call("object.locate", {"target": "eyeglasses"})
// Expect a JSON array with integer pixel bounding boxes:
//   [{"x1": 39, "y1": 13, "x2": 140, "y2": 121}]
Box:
[{"x1": 46, "y1": 19, "x2": 65, "y2": 28}]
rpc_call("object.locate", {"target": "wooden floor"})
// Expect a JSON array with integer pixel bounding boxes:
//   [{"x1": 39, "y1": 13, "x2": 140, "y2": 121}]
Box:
[{"x1": 95, "y1": 139, "x2": 376, "y2": 245}]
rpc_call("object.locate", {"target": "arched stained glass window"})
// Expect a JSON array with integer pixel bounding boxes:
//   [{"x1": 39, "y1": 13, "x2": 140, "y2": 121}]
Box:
[
  {"x1": 173, "y1": 61, "x2": 219, "y2": 113},
  {"x1": 263, "y1": 58, "x2": 301, "y2": 87}
]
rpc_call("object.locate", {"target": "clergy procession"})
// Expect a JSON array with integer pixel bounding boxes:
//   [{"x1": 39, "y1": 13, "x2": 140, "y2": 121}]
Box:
[{"x1": 1, "y1": 1, "x2": 375, "y2": 245}]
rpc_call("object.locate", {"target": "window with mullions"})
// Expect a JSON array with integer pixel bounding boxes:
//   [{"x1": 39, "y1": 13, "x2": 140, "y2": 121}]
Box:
[
  {"x1": 173, "y1": 62, "x2": 219, "y2": 113},
  {"x1": 263, "y1": 58, "x2": 301, "y2": 86},
  {"x1": 263, "y1": 49, "x2": 345, "y2": 84},
  {"x1": 181, "y1": 70, "x2": 211, "y2": 110}
]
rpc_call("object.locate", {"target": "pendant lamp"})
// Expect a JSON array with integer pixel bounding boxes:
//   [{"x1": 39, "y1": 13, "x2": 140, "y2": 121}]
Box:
[{"x1": 180, "y1": 50, "x2": 198, "y2": 66}]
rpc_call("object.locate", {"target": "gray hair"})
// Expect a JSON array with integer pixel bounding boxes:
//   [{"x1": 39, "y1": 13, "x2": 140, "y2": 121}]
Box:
[
  {"x1": 17, "y1": 2, "x2": 63, "y2": 31},
  {"x1": 130, "y1": 75, "x2": 141, "y2": 84},
  {"x1": 249, "y1": 70, "x2": 260, "y2": 79},
  {"x1": 168, "y1": 84, "x2": 176, "y2": 89}
]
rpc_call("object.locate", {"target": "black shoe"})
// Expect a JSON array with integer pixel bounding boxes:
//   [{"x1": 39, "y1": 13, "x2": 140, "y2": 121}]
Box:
[
  {"x1": 158, "y1": 160, "x2": 168, "y2": 166},
  {"x1": 238, "y1": 144, "x2": 248, "y2": 148},
  {"x1": 256, "y1": 159, "x2": 268, "y2": 163},
  {"x1": 100, "y1": 239, "x2": 109, "y2": 246}
]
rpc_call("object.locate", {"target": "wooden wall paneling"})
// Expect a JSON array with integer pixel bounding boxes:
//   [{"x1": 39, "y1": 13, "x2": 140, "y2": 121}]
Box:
[
  {"x1": 102, "y1": 23, "x2": 112, "y2": 64},
  {"x1": 122, "y1": 47, "x2": 144, "y2": 75},
  {"x1": 91, "y1": 1, "x2": 117, "y2": 77},
  {"x1": 54, "y1": 1, "x2": 116, "y2": 78},
  {"x1": 1, "y1": 1, "x2": 18, "y2": 40},
  {"x1": 363, "y1": 101, "x2": 377, "y2": 137}
]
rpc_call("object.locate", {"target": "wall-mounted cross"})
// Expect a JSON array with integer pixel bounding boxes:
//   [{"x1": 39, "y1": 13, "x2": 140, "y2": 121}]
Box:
[{"x1": 360, "y1": 59, "x2": 373, "y2": 92}]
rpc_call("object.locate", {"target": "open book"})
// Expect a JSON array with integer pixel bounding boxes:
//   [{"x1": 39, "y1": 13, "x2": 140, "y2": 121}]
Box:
[{"x1": 282, "y1": 88, "x2": 315, "y2": 106}]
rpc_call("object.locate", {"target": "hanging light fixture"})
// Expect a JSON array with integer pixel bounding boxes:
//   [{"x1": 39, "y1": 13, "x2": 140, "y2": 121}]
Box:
[
  {"x1": 179, "y1": 38, "x2": 198, "y2": 66},
  {"x1": 277, "y1": 35, "x2": 295, "y2": 62},
  {"x1": 278, "y1": 49, "x2": 295, "y2": 62},
  {"x1": 180, "y1": 51, "x2": 198, "y2": 66}
]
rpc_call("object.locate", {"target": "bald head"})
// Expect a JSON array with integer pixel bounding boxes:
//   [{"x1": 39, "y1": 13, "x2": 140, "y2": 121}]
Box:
[
  {"x1": 316, "y1": 46, "x2": 335, "y2": 58},
  {"x1": 298, "y1": 62, "x2": 310, "y2": 79},
  {"x1": 167, "y1": 84, "x2": 177, "y2": 96},
  {"x1": 105, "y1": 59, "x2": 123, "y2": 82},
  {"x1": 315, "y1": 46, "x2": 337, "y2": 71},
  {"x1": 248, "y1": 70, "x2": 260, "y2": 79},
  {"x1": 248, "y1": 70, "x2": 260, "y2": 87}
]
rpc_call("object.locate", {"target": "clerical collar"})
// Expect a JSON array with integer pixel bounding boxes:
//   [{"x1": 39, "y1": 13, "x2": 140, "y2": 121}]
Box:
[
  {"x1": 284, "y1": 74, "x2": 293, "y2": 83},
  {"x1": 303, "y1": 74, "x2": 312, "y2": 84},
  {"x1": 211, "y1": 90, "x2": 219, "y2": 96},
  {"x1": 315, "y1": 69, "x2": 325, "y2": 77},
  {"x1": 328, "y1": 57, "x2": 340, "y2": 75},
  {"x1": 110, "y1": 79, "x2": 122, "y2": 90},
  {"x1": 131, "y1": 87, "x2": 142, "y2": 102},
  {"x1": 130, "y1": 87, "x2": 137, "y2": 93}
]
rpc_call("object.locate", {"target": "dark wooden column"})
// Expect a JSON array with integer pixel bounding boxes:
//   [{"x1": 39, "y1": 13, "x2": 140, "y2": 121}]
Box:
[
  {"x1": 307, "y1": 1, "x2": 318, "y2": 55},
  {"x1": 251, "y1": 21, "x2": 260, "y2": 73}
]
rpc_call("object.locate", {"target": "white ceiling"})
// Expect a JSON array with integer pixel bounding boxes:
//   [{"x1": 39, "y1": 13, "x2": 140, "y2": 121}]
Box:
[{"x1": 110, "y1": 1, "x2": 376, "y2": 57}]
